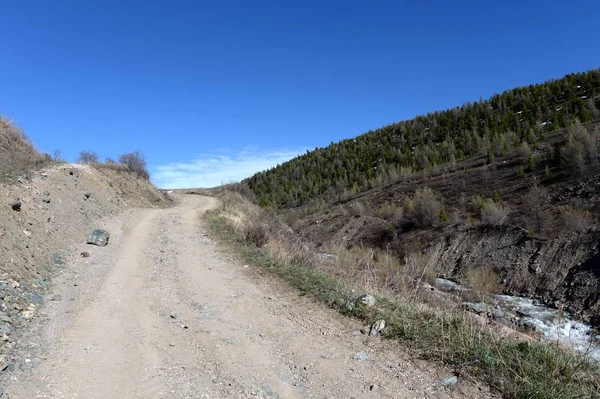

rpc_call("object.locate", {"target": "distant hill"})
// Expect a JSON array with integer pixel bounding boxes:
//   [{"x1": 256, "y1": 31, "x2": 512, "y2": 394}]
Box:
[{"x1": 246, "y1": 68, "x2": 600, "y2": 208}]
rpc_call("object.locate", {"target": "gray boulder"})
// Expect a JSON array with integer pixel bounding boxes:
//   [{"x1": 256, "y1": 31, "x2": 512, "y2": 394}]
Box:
[
  {"x1": 462, "y1": 302, "x2": 491, "y2": 317},
  {"x1": 8, "y1": 201, "x2": 21, "y2": 211},
  {"x1": 87, "y1": 229, "x2": 110, "y2": 247},
  {"x1": 51, "y1": 253, "x2": 65, "y2": 265},
  {"x1": 345, "y1": 299, "x2": 356, "y2": 310},
  {"x1": 356, "y1": 294, "x2": 376, "y2": 308},
  {"x1": 369, "y1": 319, "x2": 386, "y2": 336},
  {"x1": 441, "y1": 376, "x2": 458, "y2": 386},
  {"x1": 0, "y1": 323, "x2": 10, "y2": 336},
  {"x1": 27, "y1": 292, "x2": 44, "y2": 305}
]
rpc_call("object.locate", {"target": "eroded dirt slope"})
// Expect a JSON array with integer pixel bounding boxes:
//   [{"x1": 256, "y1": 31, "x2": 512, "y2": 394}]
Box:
[{"x1": 0, "y1": 164, "x2": 171, "y2": 375}]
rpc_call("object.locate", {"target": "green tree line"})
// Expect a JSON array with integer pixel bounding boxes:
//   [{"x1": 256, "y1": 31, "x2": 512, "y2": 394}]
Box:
[{"x1": 247, "y1": 68, "x2": 600, "y2": 208}]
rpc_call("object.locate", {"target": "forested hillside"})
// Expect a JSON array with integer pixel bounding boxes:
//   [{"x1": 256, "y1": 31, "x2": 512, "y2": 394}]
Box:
[{"x1": 247, "y1": 68, "x2": 600, "y2": 208}]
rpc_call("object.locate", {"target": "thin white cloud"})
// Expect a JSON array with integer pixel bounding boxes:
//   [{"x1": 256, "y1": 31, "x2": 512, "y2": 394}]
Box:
[{"x1": 152, "y1": 147, "x2": 306, "y2": 189}]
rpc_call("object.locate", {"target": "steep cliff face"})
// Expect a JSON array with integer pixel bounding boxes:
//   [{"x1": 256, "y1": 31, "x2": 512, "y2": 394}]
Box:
[
  {"x1": 424, "y1": 225, "x2": 600, "y2": 321},
  {"x1": 293, "y1": 207, "x2": 600, "y2": 322}
]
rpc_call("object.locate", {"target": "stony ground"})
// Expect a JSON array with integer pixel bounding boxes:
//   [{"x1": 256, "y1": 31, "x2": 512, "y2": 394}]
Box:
[
  {"x1": 1, "y1": 195, "x2": 494, "y2": 398},
  {"x1": 0, "y1": 163, "x2": 170, "y2": 396}
]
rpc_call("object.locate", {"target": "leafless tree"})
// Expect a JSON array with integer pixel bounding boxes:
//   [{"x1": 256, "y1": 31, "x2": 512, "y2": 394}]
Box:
[
  {"x1": 77, "y1": 150, "x2": 99, "y2": 164},
  {"x1": 119, "y1": 150, "x2": 149, "y2": 180}
]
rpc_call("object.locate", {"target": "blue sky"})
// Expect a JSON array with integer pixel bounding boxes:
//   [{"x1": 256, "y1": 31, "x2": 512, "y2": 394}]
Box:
[{"x1": 1, "y1": 1, "x2": 599, "y2": 188}]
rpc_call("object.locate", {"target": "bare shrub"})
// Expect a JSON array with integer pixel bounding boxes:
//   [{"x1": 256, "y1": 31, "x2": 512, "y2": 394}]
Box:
[
  {"x1": 515, "y1": 142, "x2": 531, "y2": 162},
  {"x1": 53, "y1": 150, "x2": 66, "y2": 162},
  {"x1": 559, "y1": 205, "x2": 594, "y2": 233},
  {"x1": 404, "y1": 188, "x2": 442, "y2": 228},
  {"x1": 220, "y1": 181, "x2": 255, "y2": 201},
  {"x1": 119, "y1": 150, "x2": 149, "y2": 180},
  {"x1": 243, "y1": 222, "x2": 268, "y2": 246},
  {"x1": 267, "y1": 235, "x2": 317, "y2": 268},
  {"x1": 480, "y1": 199, "x2": 509, "y2": 225},
  {"x1": 77, "y1": 150, "x2": 99, "y2": 164},
  {"x1": 350, "y1": 200, "x2": 369, "y2": 216},
  {"x1": 523, "y1": 179, "x2": 552, "y2": 234},
  {"x1": 376, "y1": 201, "x2": 404, "y2": 225},
  {"x1": 266, "y1": 236, "x2": 297, "y2": 264},
  {"x1": 448, "y1": 208, "x2": 461, "y2": 224},
  {"x1": 219, "y1": 190, "x2": 295, "y2": 250},
  {"x1": 328, "y1": 245, "x2": 409, "y2": 296},
  {"x1": 561, "y1": 122, "x2": 600, "y2": 173},
  {"x1": 471, "y1": 195, "x2": 509, "y2": 225},
  {"x1": 219, "y1": 191, "x2": 261, "y2": 221}
]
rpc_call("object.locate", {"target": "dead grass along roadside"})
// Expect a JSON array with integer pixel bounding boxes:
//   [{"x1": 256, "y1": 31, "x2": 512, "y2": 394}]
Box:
[{"x1": 203, "y1": 190, "x2": 600, "y2": 399}]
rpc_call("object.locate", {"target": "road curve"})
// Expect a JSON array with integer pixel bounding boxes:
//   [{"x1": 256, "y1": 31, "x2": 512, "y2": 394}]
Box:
[{"x1": 6, "y1": 195, "x2": 493, "y2": 398}]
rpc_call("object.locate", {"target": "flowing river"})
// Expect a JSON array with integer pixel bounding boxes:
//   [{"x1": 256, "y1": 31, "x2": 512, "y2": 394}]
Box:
[{"x1": 434, "y1": 278, "x2": 600, "y2": 361}]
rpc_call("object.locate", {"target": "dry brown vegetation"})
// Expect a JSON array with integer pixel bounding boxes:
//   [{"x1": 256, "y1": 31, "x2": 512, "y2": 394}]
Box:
[
  {"x1": 560, "y1": 205, "x2": 595, "y2": 233},
  {"x1": 75, "y1": 149, "x2": 151, "y2": 182},
  {"x1": 206, "y1": 187, "x2": 600, "y2": 398},
  {"x1": 463, "y1": 267, "x2": 501, "y2": 301},
  {"x1": 118, "y1": 150, "x2": 149, "y2": 180},
  {"x1": 0, "y1": 118, "x2": 151, "y2": 184},
  {"x1": 480, "y1": 199, "x2": 510, "y2": 225},
  {"x1": 403, "y1": 187, "x2": 443, "y2": 227},
  {"x1": 286, "y1": 121, "x2": 600, "y2": 245},
  {"x1": 0, "y1": 117, "x2": 51, "y2": 178},
  {"x1": 76, "y1": 150, "x2": 99, "y2": 164},
  {"x1": 217, "y1": 189, "x2": 434, "y2": 300}
]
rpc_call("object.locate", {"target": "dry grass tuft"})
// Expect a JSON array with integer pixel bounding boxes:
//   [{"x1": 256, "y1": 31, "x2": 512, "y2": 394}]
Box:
[{"x1": 0, "y1": 117, "x2": 50, "y2": 178}]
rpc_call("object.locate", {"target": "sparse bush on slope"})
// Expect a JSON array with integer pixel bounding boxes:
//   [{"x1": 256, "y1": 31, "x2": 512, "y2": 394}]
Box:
[
  {"x1": 77, "y1": 150, "x2": 99, "y2": 164},
  {"x1": 561, "y1": 122, "x2": 600, "y2": 173},
  {"x1": 118, "y1": 150, "x2": 149, "y2": 180},
  {"x1": 403, "y1": 188, "x2": 443, "y2": 228},
  {"x1": 480, "y1": 200, "x2": 510, "y2": 225},
  {"x1": 471, "y1": 195, "x2": 510, "y2": 225},
  {"x1": 77, "y1": 149, "x2": 152, "y2": 182},
  {"x1": 560, "y1": 205, "x2": 594, "y2": 232}
]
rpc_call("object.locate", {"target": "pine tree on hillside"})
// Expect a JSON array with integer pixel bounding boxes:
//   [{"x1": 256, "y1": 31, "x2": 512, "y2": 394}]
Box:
[{"x1": 246, "y1": 68, "x2": 600, "y2": 208}]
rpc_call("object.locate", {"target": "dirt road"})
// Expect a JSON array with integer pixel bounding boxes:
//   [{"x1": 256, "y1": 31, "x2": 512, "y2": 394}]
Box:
[{"x1": 5, "y1": 195, "x2": 493, "y2": 398}]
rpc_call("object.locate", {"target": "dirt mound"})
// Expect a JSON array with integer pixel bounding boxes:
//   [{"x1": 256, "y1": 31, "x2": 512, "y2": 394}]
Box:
[{"x1": 0, "y1": 163, "x2": 171, "y2": 370}]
